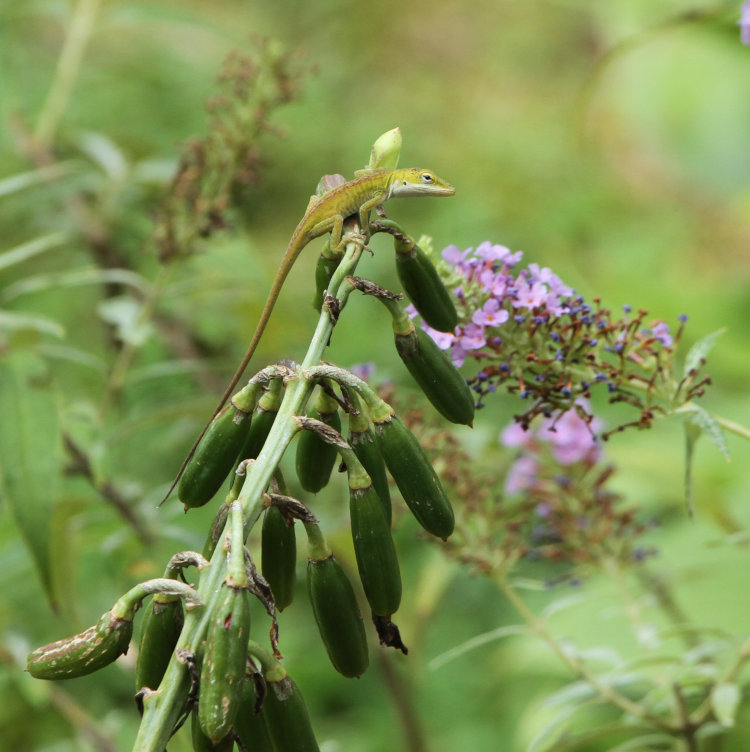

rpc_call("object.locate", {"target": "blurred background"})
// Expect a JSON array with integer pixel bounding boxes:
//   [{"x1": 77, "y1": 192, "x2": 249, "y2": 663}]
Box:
[{"x1": 2, "y1": 1, "x2": 750, "y2": 750}]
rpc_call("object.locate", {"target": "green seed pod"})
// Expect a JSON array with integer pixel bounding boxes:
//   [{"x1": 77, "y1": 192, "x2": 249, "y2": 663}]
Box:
[
  {"x1": 312, "y1": 250, "x2": 341, "y2": 311},
  {"x1": 349, "y1": 485, "x2": 402, "y2": 617},
  {"x1": 395, "y1": 241, "x2": 457, "y2": 333},
  {"x1": 261, "y1": 505, "x2": 297, "y2": 612},
  {"x1": 295, "y1": 404, "x2": 342, "y2": 493},
  {"x1": 27, "y1": 610, "x2": 133, "y2": 680},
  {"x1": 235, "y1": 389, "x2": 280, "y2": 467},
  {"x1": 395, "y1": 325, "x2": 475, "y2": 426},
  {"x1": 263, "y1": 676, "x2": 320, "y2": 752},
  {"x1": 373, "y1": 415, "x2": 454, "y2": 539},
  {"x1": 198, "y1": 584, "x2": 251, "y2": 742},
  {"x1": 179, "y1": 401, "x2": 254, "y2": 509},
  {"x1": 307, "y1": 553, "x2": 369, "y2": 678},
  {"x1": 349, "y1": 426, "x2": 392, "y2": 525},
  {"x1": 135, "y1": 595, "x2": 184, "y2": 691},
  {"x1": 191, "y1": 709, "x2": 233, "y2": 752},
  {"x1": 233, "y1": 676, "x2": 274, "y2": 752},
  {"x1": 203, "y1": 501, "x2": 231, "y2": 560}
]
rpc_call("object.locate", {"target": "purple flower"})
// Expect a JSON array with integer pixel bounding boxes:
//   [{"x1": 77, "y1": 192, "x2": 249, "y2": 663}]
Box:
[
  {"x1": 740, "y1": 1, "x2": 750, "y2": 44},
  {"x1": 500, "y1": 421, "x2": 533, "y2": 448},
  {"x1": 503, "y1": 249, "x2": 524, "y2": 268},
  {"x1": 512, "y1": 280, "x2": 548, "y2": 310},
  {"x1": 527, "y1": 263, "x2": 556, "y2": 285},
  {"x1": 350, "y1": 362, "x2": 376, "y2": 381},
  {"x1": 545, "y1": 291, "x2": 565, "y2": 316},
  {"x1": 459, "y1": 323, "x2": 487, "y2": 350},
  {"x1": 472, "y1": 298, "x2": 510, "y2": 327},
  {"x1": 478, "y1": 268, "x2": 510, "y2": 297},
  {"x1": 423, "y1": 324, "x2": 456, "y2": 351},
  {"x1": 538, "y1": 406, "x2": 603, "y2": 466},
  {"x1": 504, "y1": 454, "x2": 539, "y2": 494},
  {"x1": 475, "y1": 241, "x2": 514, "y2": 263},
  {"x1": 442, "y1": 244, "x2": 471, "y2": 265},
  {"x1": 535, "y1": 501, "x2": 551, "y2": 518},
  {"x1": 650, "y1": 321, "x2": 673, "y2": 347},
  {"x1": 450, "y1": 343, "x2": 467, "y2": 367},
  {"x1": 447, "y1": 323, "x2": 486, "y2": 366}
]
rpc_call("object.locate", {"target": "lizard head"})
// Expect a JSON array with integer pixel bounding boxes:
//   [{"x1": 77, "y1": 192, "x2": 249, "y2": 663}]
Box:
[{"x1": 388, "y1": 168, "x2": 455, "y2": 198}]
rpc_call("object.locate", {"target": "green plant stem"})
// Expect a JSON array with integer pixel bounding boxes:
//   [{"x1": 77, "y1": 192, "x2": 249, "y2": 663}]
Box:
[
  {"x1": 495, "y1": 574, "x2": 677, "y2": 732},
  {"x1": 672, "y1": 684, "x2": 698, "y2": 752},
  {"x1": 599, "y1": 555, "x2": 649, "y2": 644},
  {"x1": 132, "y1": 237, "x2": 365, "y2": 752},
  {"x1": 36, "y1": 0, "x2": 101, "y2": 147},
  {"x1": 690, "y1": 631, "x2": 750, "y2": 727},
  {"x1": 376, "y1": 650, "x2": 430, "y2": 752}
]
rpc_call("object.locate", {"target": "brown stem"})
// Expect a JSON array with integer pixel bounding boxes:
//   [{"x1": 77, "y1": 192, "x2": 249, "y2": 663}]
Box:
[
  {"x1": 672, "y1": 684, "x2": 698, "y2": 752},
  {"x1": 63, "y1": 433, "x2": 155, "y2": 545},
  {"x1": 376, "y1": 649, "x2": 430, "y2": 752}
]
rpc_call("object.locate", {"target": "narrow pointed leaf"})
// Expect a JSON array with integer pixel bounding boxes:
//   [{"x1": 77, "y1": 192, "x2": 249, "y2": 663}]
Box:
[
  {"x1": 711, "y1": 683, "x2": 740, "y2": 727},
  {"x1": 683, "y1": 328, "x2": 724, "y2": 377},
  {"x1": 0, "y1": 233, "x2": 69, "y2": 273},
  {"x1": 686, "y1": 405, "x2": 729, "y2": 460},
  {"x1": 0, "y1": 354, "x2": 62, "y2": 608}
]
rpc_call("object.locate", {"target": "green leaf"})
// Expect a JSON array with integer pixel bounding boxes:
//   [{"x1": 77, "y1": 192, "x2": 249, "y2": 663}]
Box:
[
  {"x1": 541, "y1": 680, "x2": 596, "y2": 710},
  {"x1": 0, "y1": 232, "x2": 69, "y2": 273},
  {"x1": 97, "y1": 295, "x2": 153, "y2": 346},
  {"x1": 526, "y1": 698, "x2": 598, "y2": 752},
  {"x1": 683, "y1": 328, "x2": 724, "y2": 377},
  {"x1": 0, "y1": 353, "x2": 63, "y2": 609},
  {"x1": 2, "y1": 266, "x2": 149, "y2": 302},
  {"x1": 710, "y1": 683, "x2": 740, "y2": 727},
  {"x1": 0, "y1": 161, "x2": 79, "y2": 198},
  {"x1": 77, "y1": 131, "x2": 129, "y2": 180},
  {"x1": 541, "y1": 592, "x2": 589, "y2": 619},
  {"x1": 606, "y1": 733, "x2": 677, "y2": 752},
  {"x1": 428, "y1": 624, "x2": 528, "y2": 670},
  {"x1": 686, "y1": 405, "x2": 730, "y2": 460},
  {"x1": 0, "y1": 310, "x2": 65, "y2": 339}
]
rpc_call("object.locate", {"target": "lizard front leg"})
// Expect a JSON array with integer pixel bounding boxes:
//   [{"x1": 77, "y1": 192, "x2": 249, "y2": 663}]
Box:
[{"x1": 333, "y1": 192, "x2": 387, "y2": 252}]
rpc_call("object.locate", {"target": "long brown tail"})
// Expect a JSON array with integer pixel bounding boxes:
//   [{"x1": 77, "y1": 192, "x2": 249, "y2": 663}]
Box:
[{"x1": 159, "y1": 239, "x2": 301, "y2": 505}]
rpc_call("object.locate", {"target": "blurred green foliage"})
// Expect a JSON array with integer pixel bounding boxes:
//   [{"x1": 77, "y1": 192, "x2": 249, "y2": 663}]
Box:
[{"x1": 2, "y1": 1, "x2": 750, "y2": 751}]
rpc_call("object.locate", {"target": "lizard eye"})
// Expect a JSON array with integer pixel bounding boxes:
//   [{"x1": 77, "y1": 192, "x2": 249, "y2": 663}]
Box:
[{"x1": 420, "y1": 172, "x2": 434, "y2": 183}]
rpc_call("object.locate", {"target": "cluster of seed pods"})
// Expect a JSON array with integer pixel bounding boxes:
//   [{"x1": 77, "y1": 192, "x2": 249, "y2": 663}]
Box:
[{"x1": 26, "y1": 227, "x2": 473, "y2": 751}]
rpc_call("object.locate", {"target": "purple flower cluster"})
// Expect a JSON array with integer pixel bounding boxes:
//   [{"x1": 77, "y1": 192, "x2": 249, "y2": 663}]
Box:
[
  {"x1": 410, "y1": 241, "x2": 708, "y2": 436},
  {"x1": 740, "y1": 1, "x2": 750, "y2": 45},
  {"x1": 491, "y1": 402, "x2": 651, "y2": 568},
  {"x1": 501, "y1": 402, "x2": 603, "y2": 495}
]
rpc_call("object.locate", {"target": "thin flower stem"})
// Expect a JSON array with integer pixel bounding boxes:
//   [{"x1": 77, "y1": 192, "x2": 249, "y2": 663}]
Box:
[
  {"x1": 132, "y1": 238, "x2": 365, "y2": 752},
  {"x1": 599, "y1": 555, "x2": 648, "y2": 644},
  {"x1": 35, "y1": 0, "x2": 101, "y2": 146},
  {"x1": 495, "y1": 574, "x2": 677, "y2": 732}
]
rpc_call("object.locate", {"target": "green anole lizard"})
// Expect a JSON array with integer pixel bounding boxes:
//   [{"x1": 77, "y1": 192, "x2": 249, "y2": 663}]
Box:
[{"x1": 166, "y1": 166, "x2": 454, "y2": 498}]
